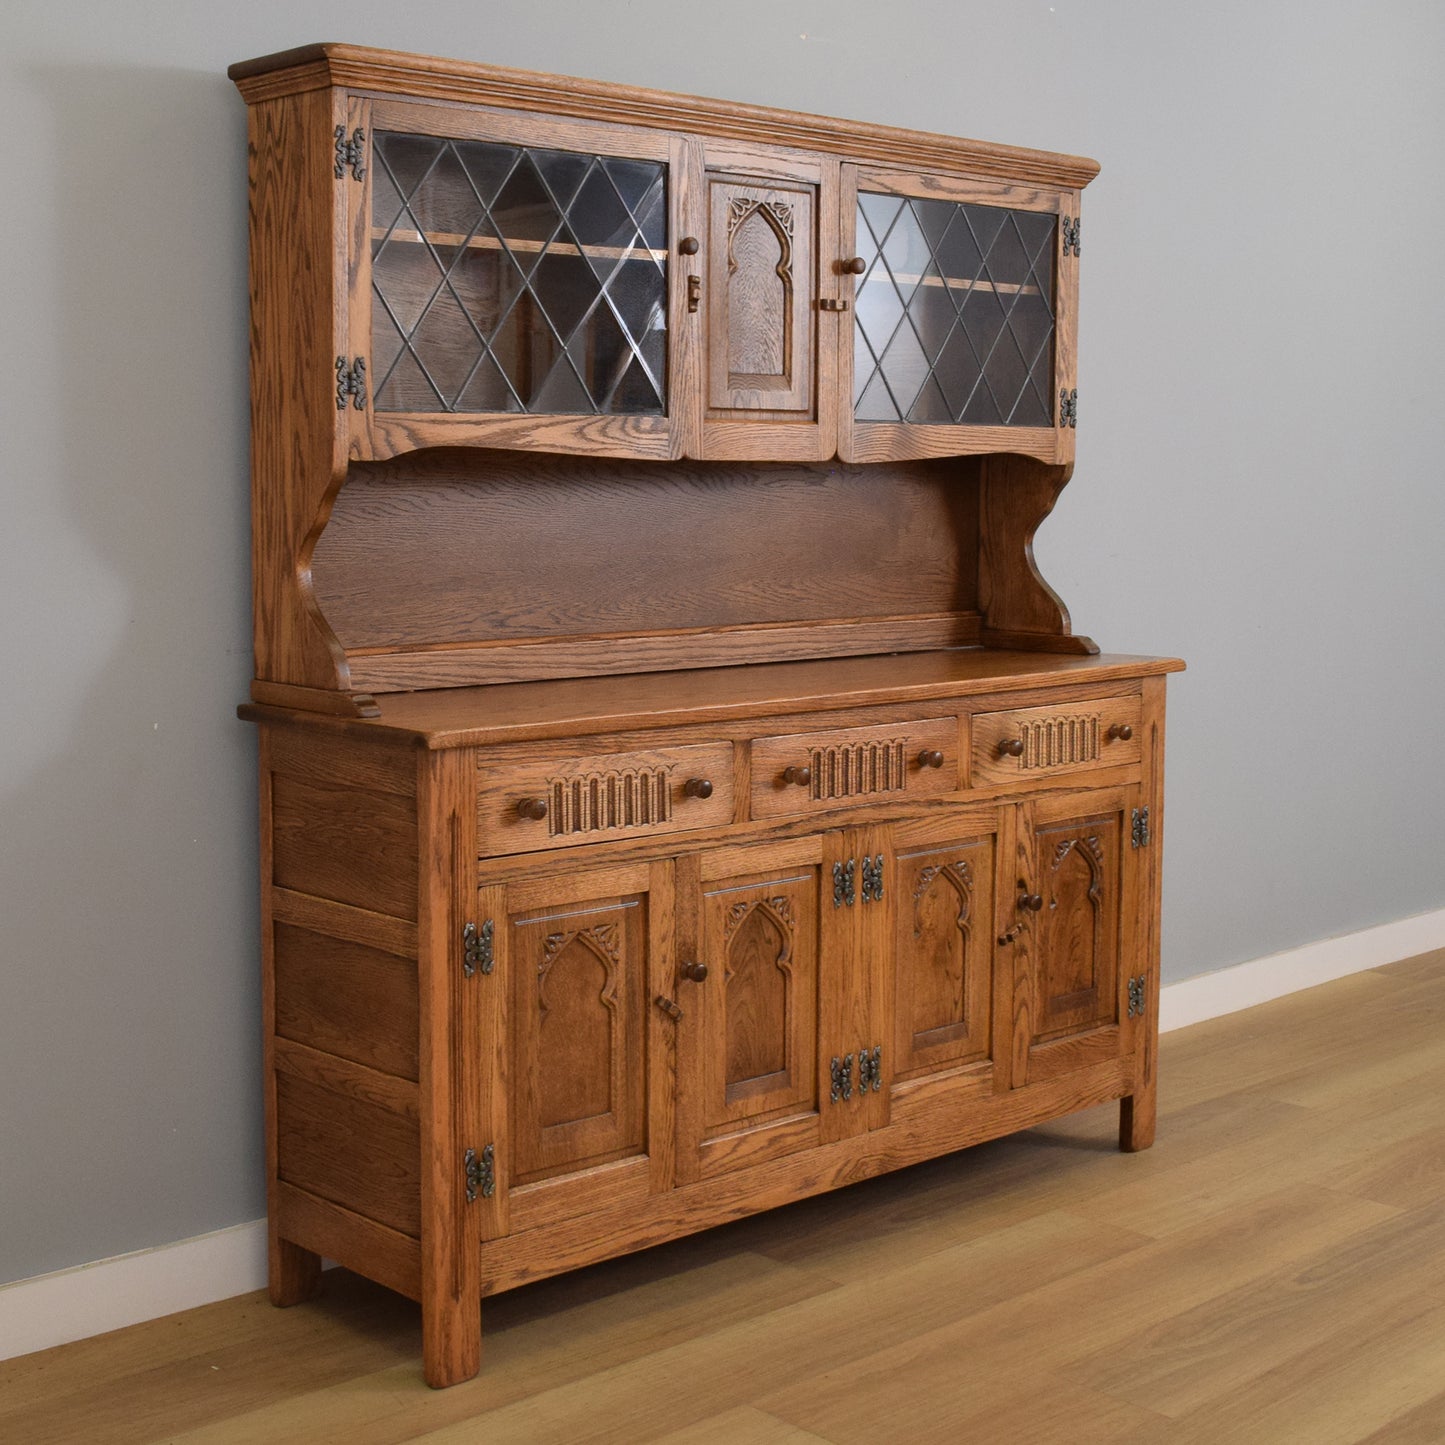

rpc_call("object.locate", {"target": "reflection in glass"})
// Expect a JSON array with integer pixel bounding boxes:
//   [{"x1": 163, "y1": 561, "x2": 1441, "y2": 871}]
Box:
[
  {"x1": 370, "y1": 133, "x2": 668, "y2": 415},
  {"x1": 853, "y1": 194, "x2": 1056, "y2": 427}
]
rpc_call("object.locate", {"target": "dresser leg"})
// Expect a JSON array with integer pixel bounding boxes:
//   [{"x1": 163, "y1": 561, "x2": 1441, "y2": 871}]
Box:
[
  {"x1": 268, "y1": 1231, "x2": 322, "y2": 1307},
  {"x1": 422, "y1": 1294, "x2": 483, "y2": 1388},
  {"x1": 1119, "y1": 1087, "x2": 1157, "y2": 1153}
]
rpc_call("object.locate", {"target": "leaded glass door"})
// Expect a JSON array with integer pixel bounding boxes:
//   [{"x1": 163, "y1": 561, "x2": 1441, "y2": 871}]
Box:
[
  {"x1": 346, "y1": 100, "x2": 692, "y2": 461},
  {"x1": 836, "y1": 166, "x2": 1079, "y2": 465}
]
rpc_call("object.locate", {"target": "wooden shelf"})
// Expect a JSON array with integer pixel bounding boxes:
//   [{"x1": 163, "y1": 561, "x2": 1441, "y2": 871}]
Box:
[
  {"x1": 866, "y1": 271, "x2": 1043, "y2": 297},
  {"x1": 373, "y1": 226, "x2": 668, "y2": 264}
]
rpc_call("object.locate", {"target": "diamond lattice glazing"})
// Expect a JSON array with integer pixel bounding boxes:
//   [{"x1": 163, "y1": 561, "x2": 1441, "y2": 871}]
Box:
[
  {"x1": 370, "y1": 133, "x2": 668, "y2": 415},
  {"x1": 853, "y1": 194, "x2": 1056, "y2": 428}
]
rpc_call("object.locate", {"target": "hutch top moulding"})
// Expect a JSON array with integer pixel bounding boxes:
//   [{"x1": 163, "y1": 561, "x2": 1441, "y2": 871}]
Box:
[{"x1": 230, "y1": 42, "x2": 1183, "y2": 1387}]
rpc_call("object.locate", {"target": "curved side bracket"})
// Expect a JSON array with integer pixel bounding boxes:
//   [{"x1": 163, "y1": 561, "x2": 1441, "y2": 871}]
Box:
[{"x1": 976, "y1": 454, "x2": 1098, "y2": 655}]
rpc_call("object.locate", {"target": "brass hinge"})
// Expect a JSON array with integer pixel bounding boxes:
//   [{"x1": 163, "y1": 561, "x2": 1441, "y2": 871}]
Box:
[
  {"x1": 860, "y1": 854, "x2": 885, "y2": 904},
  {"x1": 830, "y1": 1053, "x2": 855, "y2": 1103},
  {"x1": 333, "y1": 125, "x2": 366, "y2": 181},
  {"x1": 1131, "y1": 806, "x2": 1151, "y2": 849},
  {"x1": 1059, "y1": 387, "x2": 1078, "y2": 428},
  {"x1": 833, "y1": 858, "x2": 856, "y2": 908},
  {"x1": 858, "y1": 1044, "x2": 883, "y2": 1093},
  {"x1": 464, "y1": 1144, "x2": 495, "y2": 1202},
  {"x1": 336, "y1": 356, "x2": 367, "y2": 411},
  {"x1": 818, "y1": 297, "x2": 849, "y2": 312},
  {"x1": 462, "y1": 919, "x2": 494, "y2": 977},
  {"x1": 1127, "y1": 976, "x2": 1146, "y2": 1017},
  {"x1": 1062, "y1": 214, "x2": 1081, "y2": 257}
]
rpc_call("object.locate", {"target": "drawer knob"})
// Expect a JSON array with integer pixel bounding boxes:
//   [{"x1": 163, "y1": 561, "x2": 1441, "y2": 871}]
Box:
[
  {"x1": 840, "y1": 256, "x2": 867, "y2": 274},
  {"x1": 679, "y1": 959, "x2": 709, "y2": 983},
  {"x1": 683, "y1": 777, "x2": 714, "y2": 799},
  {"x1": 998, "y1": 738, "x2": 1026, "y2": 758},
  {"x1": 917, "y1": 748, "x2": 945, "y2": 769},
  {"x1": 678, "y1": 236, "x2": 700, "y2": 255},
  {"x1": 1018, "y1": 890, "x2": 1044, "y2": 913},
  {"x1": 1108, "y1": 722, "x2": 1134, "y2": 742},
  {"x1": 782, "y1": 765, "x2": 813, "y2": 787},
  {"x1": 515, "y1": 796, "x2": 549, "y2": 821}
]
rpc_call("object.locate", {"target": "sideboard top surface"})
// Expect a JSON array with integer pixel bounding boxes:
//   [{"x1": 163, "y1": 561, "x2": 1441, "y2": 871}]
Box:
[
  {"x1": 240, "y1": 649, "x2": 1184, "y2": 749},
  {"x1": 228, "y1": 42, "x2": 1101, "y2": 190}
]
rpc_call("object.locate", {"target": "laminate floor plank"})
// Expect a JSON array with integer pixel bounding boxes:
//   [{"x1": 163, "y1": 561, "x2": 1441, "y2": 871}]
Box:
[{"x1": 4, "y1": 954, "x2": 1444, "y2": 1444}]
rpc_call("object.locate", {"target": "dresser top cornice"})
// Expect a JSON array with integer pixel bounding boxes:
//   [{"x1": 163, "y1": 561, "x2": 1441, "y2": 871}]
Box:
[{"x1": 228, "y1": 42, "x2": 1101, "y2": 191}]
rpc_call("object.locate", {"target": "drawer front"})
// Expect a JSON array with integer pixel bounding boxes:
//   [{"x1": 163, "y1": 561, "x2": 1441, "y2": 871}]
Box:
[
  {"x1": 750, "y1": 718, "x2": 958, "y2": 819},
  {"x1": 970, "y1": 695, "x2": 1141, "y2": 786},
  {"x1": 479, "y1": 743, "x2": 733, "y2": 855}
]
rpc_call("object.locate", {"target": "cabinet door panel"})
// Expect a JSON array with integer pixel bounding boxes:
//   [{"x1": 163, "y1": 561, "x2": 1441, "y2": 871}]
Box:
[
  {"x1": 1011, "y1": 788, "x2": 1140, "y2": 1087},
  {"x1": 677, "y1": 839, "x2": 828, "y2": 1180},
  {"x1": 508, "y1": 870, "x2": 652, "y2": 1188},
  {"x1": 894, "y1": 836, "x2": 996, "y2": 1080}
]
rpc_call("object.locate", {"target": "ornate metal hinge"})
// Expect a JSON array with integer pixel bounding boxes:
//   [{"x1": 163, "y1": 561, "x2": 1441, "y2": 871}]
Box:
[
  {"x1": 1059, "y1": 387, "x2": 1078, "y2": 428},
  {"x1": 464, "y1": 1144, "x2": 495, "y2": 1202},
  {"x1": 1062, "y1": 214, "x2": 1081, "y2": 257},
  {"x1": 333, "y1": 125, "x2": 366, "y2": 181},
  {"x1": 336, "y1": 356, "x2": 367, "y2": 411},
  {"x1": 1127, "y1": 976, "x2": 1146, "y2": 1017},
  {"x1": 860, "y1": 854, "x2": 885, "y2": 904},
  {"x1": 857, "y1": 1044, "x2": 883, "y2": 1093},
  {"x1": 462, "y1": 919, "x2": 494, "y2": 977},
  {"x1": 818, "y1": 297, "x2": 850, "y2": 312},
  {"x1": 833, "y1": 858, "x2": 856, "y2": 909},
  {"x1": 1131, "y1": 806, "x2": 1151, "y2": 849},
  {"x1": 830, "y1": 1053, "x2": 855, "y2": 1103}
]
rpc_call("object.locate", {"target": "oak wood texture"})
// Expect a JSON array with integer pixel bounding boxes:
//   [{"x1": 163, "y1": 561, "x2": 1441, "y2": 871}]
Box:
[
  {"x1": 231, "y1": 43, "x2": 1178, "y2": 1394},
  {"x1": 11, "y1": 955, "x2": 1443, "y2": 1442}
]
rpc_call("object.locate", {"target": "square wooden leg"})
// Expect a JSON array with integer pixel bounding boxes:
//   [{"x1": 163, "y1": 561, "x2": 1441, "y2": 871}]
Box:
[
  {"x1": 423, "y1": 1294, "x2": 482, "y2": 1388},
  {"x1": 268, "y1": 1231, "x2": 322, "y2": 1307},
  {"x1": 1119, "y1": 1087, "x2": 1156, "y2": 1153}
]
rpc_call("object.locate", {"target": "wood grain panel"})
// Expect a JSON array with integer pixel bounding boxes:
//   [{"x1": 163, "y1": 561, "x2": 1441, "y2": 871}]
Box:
[
  {"x1": 269, "y1": 775, "x2": 418, "y2": 919},
  {"x1": 273, "y1": 923, "x2": 419, "y2": 1080},
  {"x1": 275, "y1": 1074, "x2": 421, "y2": 1238}
]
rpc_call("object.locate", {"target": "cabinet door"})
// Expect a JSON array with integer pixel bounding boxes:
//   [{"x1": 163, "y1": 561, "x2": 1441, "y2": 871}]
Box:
[
  {"x1": 695, "y1": 145, "x2": 840, "y2": 460},
  {"x1": 1008, "y1": 786, "x2": 1143, "y2": 1087},
  {"x1": 347, "y1": 97, "x2": 694, "y2": 461},
  {"x1": 890, "y1": 815, "x2": 1002, "y2": 1098},
  {"x1": 675, "y1": 837, "x2": 841, "y2": 1180},
  {"x1": 498, "y1": 860, "x2": 673, "y2": 1228},
  {"x1": 837, "y1": 164, "x2": 1078, "y2": 466}
]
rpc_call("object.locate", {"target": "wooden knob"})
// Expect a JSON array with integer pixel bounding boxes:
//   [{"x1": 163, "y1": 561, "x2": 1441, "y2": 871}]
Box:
[
  {"x1": 679, "y1": 959, "x2": 709, "y2": 983},
  {"x1": 998, "y1": 738, "x2": 1025, "y2": 758},
  {"x1": 841, "y1": 256, "x2": 867, "y2": 274},
  {"x1": 516, "y1": 797, "x2": 549, "y2": 821},
  {"x1": 1018, "y1": 891, "x2": 1044, "y2": 912},
  {"x1": 1108, "y1": 723, "x2": 1134, "y2": 741},
  {"x1": 783, "y1": 765, "x2": 812, "y2": 787},
  {"x1": 679, "y1": 236, "x2": 700, "y2": 255},
  {"x1": 683, "y1": 777, "x2": 714, "y2": 799},
  {"x1": 917, "y1": 749, "x2": 945, "y2": 769}
]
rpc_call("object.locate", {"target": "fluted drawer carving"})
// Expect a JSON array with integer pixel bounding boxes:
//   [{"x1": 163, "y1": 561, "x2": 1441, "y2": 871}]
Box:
[
  {"x1": 971, "y1": 695, "x2": 1141, "y2": 787},
  {"x1": 478, "y1": 742, "x2": 733, "y2": 857},
  {"x1": 751, "y1": 717, "x2": 956, "y2": 819}
]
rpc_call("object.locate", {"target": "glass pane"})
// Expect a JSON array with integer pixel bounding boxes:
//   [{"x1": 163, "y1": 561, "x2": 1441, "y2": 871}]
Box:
[
  {"x1": 854, "y1": 192, "x2": 1057, "y2": 428},
  {"x1": 371, "y1": 132, "x2": 668, "y2": 416}
]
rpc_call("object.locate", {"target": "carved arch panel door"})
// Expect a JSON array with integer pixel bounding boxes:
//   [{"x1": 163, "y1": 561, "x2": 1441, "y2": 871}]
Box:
[
  {"x1": 674, "y1": 834, "x2": 866, "y2": 1182},
  {"x1": 695, "y1": 145, "x2": 840, "y2": 460},
  {"x1": 1008, "y1": 785, "x2": 1145, "y2": 1088},
  {"x1": 492, "y1": 859, "x2": 675, "y2": 1232}
]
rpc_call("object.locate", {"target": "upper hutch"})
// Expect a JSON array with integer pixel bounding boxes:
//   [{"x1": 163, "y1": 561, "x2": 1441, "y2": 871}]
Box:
[{"x1": 230, "y1": 43, "x2": 1182, "y2": 1387}]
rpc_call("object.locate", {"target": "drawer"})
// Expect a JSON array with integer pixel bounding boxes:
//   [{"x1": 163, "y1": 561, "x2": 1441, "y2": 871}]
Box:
[
  {"x1": 970, "y1": 695, "x2": 1141, "y2": 786},
  {"x1": 478, "y1": 742, "x2": 733, "y2": 855},
  {"x1": 750, "y1": 717, "x2": 958, "y2": 819}
]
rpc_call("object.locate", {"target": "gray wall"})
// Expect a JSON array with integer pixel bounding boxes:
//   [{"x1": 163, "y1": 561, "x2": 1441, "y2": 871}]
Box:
[{"x1": 2, "y1": 0, "x2": 1441, "y2": 1286}]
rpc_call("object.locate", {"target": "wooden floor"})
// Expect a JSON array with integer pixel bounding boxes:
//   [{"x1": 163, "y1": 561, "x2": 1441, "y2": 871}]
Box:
[{"x1": 5, "y1": 950, "x2": 1444, "y2": 1444}]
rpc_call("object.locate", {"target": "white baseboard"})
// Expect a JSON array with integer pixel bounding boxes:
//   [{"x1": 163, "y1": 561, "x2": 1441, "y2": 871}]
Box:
[
  {"x1": 1158, "y1": 906, "x2": 1445, "y2": 1033},
  {"x1": 3, "y1": 906, "x2": 1442, "y2": 1365}
]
